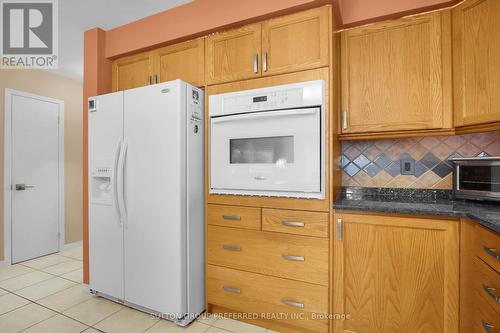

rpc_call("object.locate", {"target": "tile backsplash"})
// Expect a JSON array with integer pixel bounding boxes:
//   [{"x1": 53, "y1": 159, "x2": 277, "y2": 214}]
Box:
[{"x1": 341, "y1": 131, "x2": 500, "y2": 189}]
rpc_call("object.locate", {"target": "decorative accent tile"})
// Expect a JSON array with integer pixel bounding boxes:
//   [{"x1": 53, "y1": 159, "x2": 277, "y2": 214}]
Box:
[
  {"x1": 385, "y1": 161, "x2": 401, "y2": 177},
  {"x1": 414, "y1": 161, "x2": 428, "y2": 178},
  {"x1": 341, "y1": 155, "x2": 350, "y2": 168},
  {"x1": 353, "y1": 154, "x2": 370, "y2": 169},
  {"x1": 374, "y1": 153, "x2": 391, "y2": 169},
  {"x1": 431, "y1": 161, "x2": 453, "y2": 178},
  {"x1": 341, "y1": 131, "x2": 500, "y2": 189},
  {"x1": 364, "y1": 163, "x2": 382, "y2": 177},
  {"x1": 476, "y1": 151, "x2": 490, "y2": 157},
  {"x1": 420, "y1": 152, "x2": 440, "y2": 169},
  {"x1": 344, "y1": 163, "x2": 360, "y2": 177}
]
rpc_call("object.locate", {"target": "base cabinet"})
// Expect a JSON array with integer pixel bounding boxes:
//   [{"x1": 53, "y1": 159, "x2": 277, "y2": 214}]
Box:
[
  {"x1": 332, "y1": 212, "x2": 459, "y2": 333},
  {"x1": 460, "y1": 219, "x2": 500, "y2": 333}
]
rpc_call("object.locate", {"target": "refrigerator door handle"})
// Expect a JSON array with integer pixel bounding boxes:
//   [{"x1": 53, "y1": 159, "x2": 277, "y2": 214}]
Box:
[
  {"x1": 112, "y1": 139, "x2": 122, "y2": 225},
  {"x1": 117, "y1": 137, "x2": 128, "y2": 226}
]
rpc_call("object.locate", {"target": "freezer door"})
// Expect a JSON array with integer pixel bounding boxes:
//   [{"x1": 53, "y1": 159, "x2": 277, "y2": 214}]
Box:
[
  {"x1": 88, "y1": 92, "x2": 124, "y2": 300},
  {"x1": 123, "y1": 81, "x2": 187, "y2": 317}
]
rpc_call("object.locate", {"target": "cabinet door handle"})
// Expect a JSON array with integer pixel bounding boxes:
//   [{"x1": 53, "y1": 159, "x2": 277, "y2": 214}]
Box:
[
  {"x1": 342, "y1": 111, "x2": 348, "y2": 130},
  {"x1": 282, "y1": 254, "x2": 305, "y2": 262},
  {"x1": 282, "y1": 298, "x2": 304, "y2": 309},
  {"x1": 222, "y1": 215, "x2": 241, "y2": 221},
  {"x1": 282, "y1": 221, "x2": 305, "y2": 228},
  {"x1": 483, "y1": 285, "x2": 500, "y2": 303},
  {"x1": 484, "y1": 246, "x2": 500, "y2": 261},
  {"x1": 223, "y1": 245, "x2": 241, "y2": 252},
  {"x1": 153, "y1": 74, "x2": 158, "y2": 84},
  {"x1": 148, "y1": 75, "x2": 152, "y2": 85},
  {"x1": 481, "y1": 320, "x2": 495, "y2": 333},
  {"x1": 263, "y1": 52, "x2": 268, "y2": 72},
  {"x1": 223, "y1": 286, "x2": 241, "y2": 294},
  {"x1": 253, "y1": 53, "x2": 258, "y2": 73},
  {"x1": 337, "y1": 218, "x2": 343, "y2": 241}
]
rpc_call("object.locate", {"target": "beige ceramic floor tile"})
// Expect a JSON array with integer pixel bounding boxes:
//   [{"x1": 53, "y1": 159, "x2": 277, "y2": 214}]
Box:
[
  {"x1": 15, "y1": 276, "x2": 76, "y2": 300},
  {"x1": 0, "y1": 293, "x2": 30, "y2": 315},
  {"x1": 21, "y1": 254, "x2": 70, "y2": 270},
  {"x1": 38, "y1": 284, "x2": 93, "y2": 312},
  {"x1": 41, "y1": 259, "x2": 82, "y2": 276},
  {"x1": 0, "y1": 288, "x2": 7, "y2": 296},
  {"x1": 59, "y1": 247, "x2": 83, "y2": 260},
  {"x1": 213, "y1": 319, "x2": 266, "y2": 333},
  {"x1": 83, "y1": 328, "x2": 102, "y2": 333},
  {"x1": 94, "y1": 307, "x2": 159, "y2": 333},
  {"x1": 60, "y1": 269, "x2": 83, "y2": 283},
  {"x1": 0, "y1": 270, "x2": 53, "y2": 291},
  {"x1": 22, "y1": 314, "x2": 88, "y2": 333},
  {"x1": 206, "y1": 328, "x2": 232, "y2": 333},
  {"x1": 63, "y1": 297, "x2": 123, "y2": 325},
  {"x1": 0, "y1": 303, "x2": 56, "y2": 333},
  {"x1": 196, "y1": 313, "x2": 218, "y2": 326},
  {"x1": 0, "y1": 264, "x2": 35, "y2": 281},
  {"x1": 146, "y1": 320, "x2": 210, "y2": 333}
]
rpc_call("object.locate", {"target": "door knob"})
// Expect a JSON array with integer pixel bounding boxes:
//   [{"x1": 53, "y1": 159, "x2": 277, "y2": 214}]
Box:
[{"x1": 15, "y1": 184, "x2": 35, "y2": 191}]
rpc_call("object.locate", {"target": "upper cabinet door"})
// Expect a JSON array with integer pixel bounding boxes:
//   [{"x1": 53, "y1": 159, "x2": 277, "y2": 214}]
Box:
[
  {"x1": 453, "y1": 0, "x2": 500, "y2": 127},
  {"x1": 112, "y1": 52, "x2": 153, "y2": 92},
  {"x1": 341, "y1": 12, "x2": 452, "y2": 134},
  {"x1": 262, "y1": 6, "x2": 330, "y2": 76},
  {"x1": 152, "y1": 38, "x2": 205, "y2": 87},
  {"x1": 206, "y1": 23, "x2": 261, "y2": 85}
]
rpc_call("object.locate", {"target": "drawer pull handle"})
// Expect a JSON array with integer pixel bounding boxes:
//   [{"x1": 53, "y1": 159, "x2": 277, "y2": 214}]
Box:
[
  {"x1": 282, "y1": 254, "x2": 305, "y2": 262},
  {"x1": 282, "y1": 298, "x2": 304, "y2": 309},
  {"x1": 222, "y1": 215, "x2": 241, "y2": 221},
  {"x1": 282, "y1": 221, "x2": 305, "y2": 228},
  {"x1": 223, "y1": 286, "x2": 241, "y2": 294},
  {"x1": 481, "y1": 320, "x2": 495, "y2": 333},
  {"x1": 223, "y1": 245, "x2": 241, "y2": 252},
  {"x1": 484, "y1": 246, "x2": 500, "y2": 261},
  {"x1": 483, "y1": 285, "x2": 500, "y2": 303}
]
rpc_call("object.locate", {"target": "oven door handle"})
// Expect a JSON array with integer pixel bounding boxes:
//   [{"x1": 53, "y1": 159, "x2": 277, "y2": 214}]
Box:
[{"x1": 211, "y1": 108, "x2": 318, "y2": 124}]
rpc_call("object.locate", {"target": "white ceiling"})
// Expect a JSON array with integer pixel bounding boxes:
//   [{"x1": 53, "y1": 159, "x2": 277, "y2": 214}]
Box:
[{"x1": 48, "y1": 0, "x2": 192, "y2": 81}]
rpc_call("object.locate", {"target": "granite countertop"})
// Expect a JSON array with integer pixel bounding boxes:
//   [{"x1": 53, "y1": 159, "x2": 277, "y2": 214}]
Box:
[{"x1": 333, "y1": 187, "x2": 500, "y2": 234}]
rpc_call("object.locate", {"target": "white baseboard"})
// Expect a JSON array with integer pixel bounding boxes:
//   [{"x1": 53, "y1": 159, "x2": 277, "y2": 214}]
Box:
[
  {"x1": 0, "y1": 259, "x2": 10, "y2": 269},
  {"x1": 60, "y1": 240, "x2": 82, "y2": 251}
]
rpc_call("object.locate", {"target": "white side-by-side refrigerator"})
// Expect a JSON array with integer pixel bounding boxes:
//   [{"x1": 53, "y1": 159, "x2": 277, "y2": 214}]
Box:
[{"x1": 88, "y1": 80, "x2": 204, "y2": 325}]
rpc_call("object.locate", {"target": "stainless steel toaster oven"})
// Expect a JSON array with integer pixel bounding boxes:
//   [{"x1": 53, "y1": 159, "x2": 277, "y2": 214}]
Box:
[{"x1": 450, "y1": 157, "x2": 500, "y2": 202}]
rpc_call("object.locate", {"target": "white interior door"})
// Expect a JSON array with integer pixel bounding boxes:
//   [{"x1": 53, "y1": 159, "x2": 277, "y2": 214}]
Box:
[{"x1": 9, "y1": 91, "x2": 62, "y2": 263}]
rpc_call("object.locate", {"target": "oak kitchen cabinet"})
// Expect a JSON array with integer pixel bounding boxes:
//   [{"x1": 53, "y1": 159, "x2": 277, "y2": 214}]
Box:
[
  {"x1": 460, "y1": 219, "x2": 500, "y2": 333},
  {"x1": 111, "y1": 38, "x2": 205, "y2": 92},
  {"x1": 112, "y1": 51, "x2": 153, "y2": 92},
  {"x1": 205, "y1": 6, "x2": 331, "y2": 85},
  {"x1": 152, "y1": 38, "x2": 205, "y2": 87},
  {"x1": 332, "y1": 212, "x2": 459, "y2": 333},
  {"x1": 453, "y1": 0, "x2": 500, "y2": 130},
  {"x1": 340, "y1": 11, "x2": 452, "y2": 135}
]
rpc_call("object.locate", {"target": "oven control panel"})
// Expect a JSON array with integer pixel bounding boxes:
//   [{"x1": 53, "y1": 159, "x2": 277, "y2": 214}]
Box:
[{"x1": 209, "y1": 80, "x2": 324, "y2": 117}]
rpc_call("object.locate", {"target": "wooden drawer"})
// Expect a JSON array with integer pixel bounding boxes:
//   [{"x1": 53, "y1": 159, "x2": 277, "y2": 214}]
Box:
[
  {"x1": 473, "y1": 257, "x2": 500, "y2": 316},
  {"x1": 473, "y1": 225, "x2": 500, "y2": 274},
  {"x1": 472, "y1": 287, "x2": 500, "y2": 333},
  {"x1": 207, "y1": 204, "x2": 261, "y2": 230},
  {"x1": 262, "y1": 209, "x2": 328, "y2": 238},
  {"x1": 207, "y1": 264, "x2": 328, "y2": 333},
  {"x1": 207, "y1": 225, "x2": 329, "y2": 285}
]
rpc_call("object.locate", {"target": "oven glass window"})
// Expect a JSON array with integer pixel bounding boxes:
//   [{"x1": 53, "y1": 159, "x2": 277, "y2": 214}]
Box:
[
  {"x1": 458, "y1": 165, "x2": 500, "y2": 192},
  {"x1": 230, "y1": 136, "x2": 294, "y2": 164}
]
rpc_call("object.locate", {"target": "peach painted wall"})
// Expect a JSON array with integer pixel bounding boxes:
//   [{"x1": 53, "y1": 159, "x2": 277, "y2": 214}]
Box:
[{"x1": 105, "y1": 0, "x2": 332, "y2": 58}]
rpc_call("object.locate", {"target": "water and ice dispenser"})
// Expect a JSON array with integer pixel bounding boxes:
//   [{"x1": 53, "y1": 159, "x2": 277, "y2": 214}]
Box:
[{"x1": 90, "y1": 161, "x2": 113, "y2": 205}]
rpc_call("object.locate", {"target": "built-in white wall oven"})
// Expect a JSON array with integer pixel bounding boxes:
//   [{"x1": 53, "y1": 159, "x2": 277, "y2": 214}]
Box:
[{"x1": 209, "y1": 80, "x2": 325, "y2": 199}]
